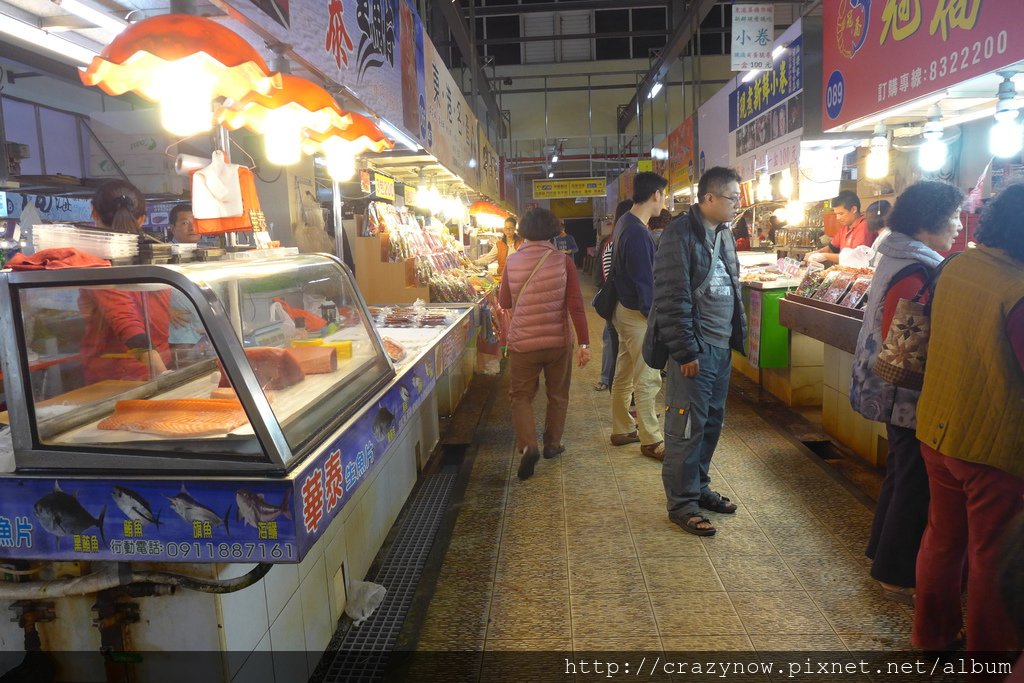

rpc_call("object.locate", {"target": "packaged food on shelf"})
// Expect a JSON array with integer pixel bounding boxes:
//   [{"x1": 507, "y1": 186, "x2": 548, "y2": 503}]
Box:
[
  {"x1": 795, "y1": 267, "x2": 828, "y2": 297},
  {"x1": 840, "y1": 276, "x2": 873, "y2": 309}
]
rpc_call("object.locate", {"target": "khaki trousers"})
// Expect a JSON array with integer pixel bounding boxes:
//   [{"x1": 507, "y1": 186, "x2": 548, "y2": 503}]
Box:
[
  {"x1": 611, "y1": 305, "x2": 663, "y2": 445},
  {"x1": 508, "y1": 346, "x2": 573, "y2": 451}
]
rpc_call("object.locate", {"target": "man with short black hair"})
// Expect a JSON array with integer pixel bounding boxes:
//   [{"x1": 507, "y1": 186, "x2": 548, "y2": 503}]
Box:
[
  {"x1": 804, "y1": 190, "x2": 871, "y2": 264},
  {"x1": 609, "y1": 172, "x2": 668, "y2": 459},
  {"x1": 168, "y1": 203, "x2": 197, "y2": 244},
  {"x1": 653, "y1": 166, "x2": 747, "y2": 536}
]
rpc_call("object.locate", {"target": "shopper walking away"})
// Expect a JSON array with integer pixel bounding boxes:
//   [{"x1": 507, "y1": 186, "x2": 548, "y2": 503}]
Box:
[
  {"x1": 609, "y1": 173, "x2": 667, "y2": 459},
  {"x1": 849, "y1": 181, "x2": 963, "y2": 604},
  {"x1": 594, "y1": 200, "x2": 632, "y2": 391},
  {"x1": 499, "y1": 208, "x2": 590, "y2": 481},
  {"x1": 913, "y1": 183, "x2": 1024, "y2": 654},
  {"x1": 653, "y1": 166, "x2": 747, "y2": 536}
]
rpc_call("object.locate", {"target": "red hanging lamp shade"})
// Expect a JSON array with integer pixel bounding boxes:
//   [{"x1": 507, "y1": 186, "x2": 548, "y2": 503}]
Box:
[
  {"x1": 80, "y1": 14, "x2": 280, "y2": 136},
  {"x1": 469, "y1": 200, "x2": 508, "y2": 218},
  {"x1": 215, "y1": 74, "x2": 351, "y2": 136}
]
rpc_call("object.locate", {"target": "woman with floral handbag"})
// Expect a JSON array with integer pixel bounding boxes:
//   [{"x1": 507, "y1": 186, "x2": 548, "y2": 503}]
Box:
[{"x1": 849, "y1": 181, "x2": 964, "y2": 605}]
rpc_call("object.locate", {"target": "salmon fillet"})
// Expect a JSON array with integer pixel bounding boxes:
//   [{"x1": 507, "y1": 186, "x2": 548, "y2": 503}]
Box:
[
  {"x1": 219, "y1": 347, "x2": 305, "y2": 390},
  {"x1": 98, "y1": 398, "x2": 248, "y2": 437},
  {"x1": 287, "y1": 347, "x2": 337, "y2": 374}
]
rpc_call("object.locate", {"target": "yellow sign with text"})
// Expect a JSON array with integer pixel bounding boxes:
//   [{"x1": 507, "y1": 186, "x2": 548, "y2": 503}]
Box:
[
  {"x1": 374, "y1": 172, "x2": 396, "y2": 202},
  {"x1": 532, "y1": 177, "x2": 606, "y2": 199}
]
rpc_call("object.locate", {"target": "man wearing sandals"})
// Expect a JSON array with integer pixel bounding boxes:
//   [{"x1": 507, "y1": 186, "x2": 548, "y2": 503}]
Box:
[{"x1": 653, "y1": 167, "x2": 747, "y2": 536}]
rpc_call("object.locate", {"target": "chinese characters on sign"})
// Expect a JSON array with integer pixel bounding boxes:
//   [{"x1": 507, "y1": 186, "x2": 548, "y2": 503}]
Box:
[
  {"x1": 326, "y1": 0, "x2": 355, "y2": 68},
  {"x1": 731, "y1": 4, "x2": 775, "y2": 71},
  {"x1": 730, "y1": 36, "x2": 803, "y2": 131},
  {"x1": 823, "y1": 0, "x2": 1019, "y2": 129},
  {"x1": 532, "y1": 178, "x2": 607, "y2": 200}
]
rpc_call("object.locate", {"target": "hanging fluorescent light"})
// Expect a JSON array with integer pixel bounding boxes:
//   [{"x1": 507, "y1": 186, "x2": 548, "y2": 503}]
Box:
[
  {"x1": 551, "y1": 154, "x2": 559, "y2": 163},
  {"x1": 377, "y1": 119, "x2": 420, "y2": 151},
  {"x1": 548, "y1": 171, "x2": 554, "y2": 178},
  {"x1": 866, "y1": 122, "x2": 890, "y2": 180},
  {"x1": 741, "y1": 70, "x2": 761, "y2": 84},
  {"x1": 648, "y1": 81, "x2": 663, "y2": 99},
  {"x1": 740, "y1": 45, "x2": 788, "y2": 83},
  {"x1": 0, "y1": 12, "x2": 97, "y2": 64},
  {"x1": 919, "y1": 105, "x2": 948, "y2": 172},
  {"x1": 53, "y1": 0, "x2": 128, "y2": 34},
  {"x1": 990, "y1": 73, "x2": 1024, "y2": 159}
]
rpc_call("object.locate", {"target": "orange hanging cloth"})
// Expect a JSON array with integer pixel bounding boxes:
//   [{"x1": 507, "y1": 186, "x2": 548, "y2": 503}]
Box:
[{"x1": 193, "y1": 167, "x2": 266, "y2": 235}]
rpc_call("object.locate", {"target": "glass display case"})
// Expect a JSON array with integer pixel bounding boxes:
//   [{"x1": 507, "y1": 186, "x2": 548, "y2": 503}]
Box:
[{"x1": 0, "y1": 254, "x2": 394, "y2": 473}]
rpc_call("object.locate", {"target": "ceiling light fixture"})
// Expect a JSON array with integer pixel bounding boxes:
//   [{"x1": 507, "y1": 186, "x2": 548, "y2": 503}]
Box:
[
  {"x1": 80, "y1": 14, "x2": 280, "y2": 137},
  {"x1": 648, "y1": 81, "x2": 663, "y2": 99},
  {"x1": 990, "y1": 72, "x2": 1023, "y2": 159},
  {"x1": 919, "y1": 105, "x2": 948, "y2": 172},
  {"x1": 0, "y1": 12, "x2": 96, "y2": 64},
  {"x1": 53, "y1": 0, "x2": 127, "y2": 35},
  {"x1": 866, "y1": 122, "x2": 890, "y2": 180},
  {"x1": 377, "y1": 119, "x2": 419, "y2": 151}
]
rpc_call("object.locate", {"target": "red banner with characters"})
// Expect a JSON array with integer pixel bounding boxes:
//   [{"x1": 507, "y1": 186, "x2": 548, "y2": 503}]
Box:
[{"x1": 822, "y1": 0, "x2": 1023, "y2": 129}]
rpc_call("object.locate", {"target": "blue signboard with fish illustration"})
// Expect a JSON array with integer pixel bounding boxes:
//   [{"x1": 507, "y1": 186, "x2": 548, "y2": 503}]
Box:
[{"x1": 0, "y1": 353, "x2": 438, "y2": 564}]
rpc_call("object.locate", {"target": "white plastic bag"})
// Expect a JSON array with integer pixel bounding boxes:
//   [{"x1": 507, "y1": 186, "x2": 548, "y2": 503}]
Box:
[
  {"x1": 345, "y1": 580, "x2": 386, "y2": 626},
  {"x1": 839, "y1": 245, "x2": 874, "y2": 269}
]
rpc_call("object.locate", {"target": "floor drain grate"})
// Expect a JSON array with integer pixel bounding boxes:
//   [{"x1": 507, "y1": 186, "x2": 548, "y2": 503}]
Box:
[{"x1": 322, "y1": 470, "x2": 457, "y2": 682}]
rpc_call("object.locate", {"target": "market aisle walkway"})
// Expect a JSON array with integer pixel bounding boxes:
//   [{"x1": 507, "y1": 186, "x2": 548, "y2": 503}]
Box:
[{"x1": 414, "y1": 275, "x2": 914, "y2": 658}]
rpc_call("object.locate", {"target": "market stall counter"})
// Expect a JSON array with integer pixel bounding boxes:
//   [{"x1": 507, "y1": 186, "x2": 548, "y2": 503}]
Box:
[
  {"x1": 0, "y1": 254, "x2": 475, "y2": 679},
  {"x1": 779, "y1": 266, "x2": 888, "y2": 466},
  {"x1": 733, "y1": 256, "x2": 824, "y2": 408}
]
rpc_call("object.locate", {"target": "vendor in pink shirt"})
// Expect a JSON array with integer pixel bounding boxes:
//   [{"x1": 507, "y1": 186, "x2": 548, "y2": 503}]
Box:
[{"x1": 804, "y1": 191, "x2": 872, "y2": 264}]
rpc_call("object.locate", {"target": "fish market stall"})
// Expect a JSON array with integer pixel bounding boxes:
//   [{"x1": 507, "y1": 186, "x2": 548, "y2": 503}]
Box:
[{"x1": 0, "y1": 254, "x2": 475, "y2": 681}]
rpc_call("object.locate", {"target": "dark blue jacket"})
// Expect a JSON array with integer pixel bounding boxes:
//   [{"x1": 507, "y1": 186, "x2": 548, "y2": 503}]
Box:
[{"x1": 612, "y1": 213, "x2": 656, "y2": 317}]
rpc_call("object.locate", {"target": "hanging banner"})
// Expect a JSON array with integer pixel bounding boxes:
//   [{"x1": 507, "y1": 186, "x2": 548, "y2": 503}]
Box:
[
  {"x1": 665, "y1": 116, "x2": 696, "y2": 191},
  {"x1": 478, "y1": 130, "x2": 501, "y2": 201},
  {"x1": 730, "y1": 35, "x2": 803, "y2": 131},
  {"x1": 399, "y1": 0, "x2": 426, "y2": 141},
  {"x1": 731, "y1": 4, "x2": 775, "y2": 71},
  {"x1": 822, "y1": 0, "x2": 1023, "y2": 130},
  {"x1": 218, "y1": 0, "x2": 408, "y2": 141},
  {"x1": 532, "y1": 178, "x2": 606, "y2": 200},
  {"x1": 423, "y1": 38, "x2": 480, "y2": 187}
]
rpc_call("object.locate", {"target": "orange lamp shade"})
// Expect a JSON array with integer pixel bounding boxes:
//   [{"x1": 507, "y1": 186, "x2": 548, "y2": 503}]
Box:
[
  {"x1": 302, "y1": 111, "x2": 394, "y2": 158},
  {"x1": 469, "y1": 201, "x2": 508, "y2": 218},
  {"x1": 215, "y1": 74, "x2": 351, "y2": 136},
  {"x1": 80, "y1": 14, "x2": 280, "y2": 137}
]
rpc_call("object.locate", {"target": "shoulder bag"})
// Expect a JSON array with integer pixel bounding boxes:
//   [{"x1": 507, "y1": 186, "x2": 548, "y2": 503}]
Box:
[
  {"x1": 591, "y1": 226, "x2": 622, "y2": 321},
  {"x1": 873, "y1": 253, "x2": 959, "y2": 390},
  {"x1": 643, "y1": 227, "x2": 724, "y2": 370}
]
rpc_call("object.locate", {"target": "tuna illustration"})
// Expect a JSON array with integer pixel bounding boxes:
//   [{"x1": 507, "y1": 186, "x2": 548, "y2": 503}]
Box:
[
  {"x1": 399, "y1": 386, "x2": 410, "y2": 408},
  {"x1": 34, "y1": 482, "x2": 106, "y2": 542},
  {"x1": 411, "y1": 376, "x2": 423, "y2": 393},
  {"x1": 235, "y1": 488, "x2": 292, "y2": 529},
  {"x1": 111, "y1": 486, "x2": 161, "y2": 527},
  {"x1": 166, "y1": 484, "x2": 230, "y2": 535},
  {"x1": 372, "y1": 405, "x2": 395, "y2": 441}
]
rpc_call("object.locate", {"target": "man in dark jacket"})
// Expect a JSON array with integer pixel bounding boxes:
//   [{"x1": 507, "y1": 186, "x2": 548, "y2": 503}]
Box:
[{"x1": 653, "y1": 166, "x2": 747, "y2": 536}]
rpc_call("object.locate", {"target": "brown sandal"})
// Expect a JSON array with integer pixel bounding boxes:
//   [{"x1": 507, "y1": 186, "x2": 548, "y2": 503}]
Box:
[{"x1": 640, "y1": 441, "x2": 665, "y2": 461}]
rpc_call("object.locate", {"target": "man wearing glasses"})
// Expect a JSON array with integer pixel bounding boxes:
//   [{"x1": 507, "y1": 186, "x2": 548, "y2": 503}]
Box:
[{"x1": 652, "y1": 167, "x2": 748, "y2": 536}]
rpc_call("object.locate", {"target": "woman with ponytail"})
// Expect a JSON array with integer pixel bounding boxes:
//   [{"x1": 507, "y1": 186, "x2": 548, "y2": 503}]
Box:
[{"x1": 79, "y1": 180, "x2": 172, "y2": 381}]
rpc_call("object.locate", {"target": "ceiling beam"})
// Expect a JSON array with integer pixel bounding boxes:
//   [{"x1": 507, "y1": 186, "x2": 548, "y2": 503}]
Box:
[
  {"x1": 468, "y1": 0, "x2": 669, "y2": 17},
  {"x1": 617, "y1": 0, "x2": 718, "y2": 133},
  {"x1": 470, "y1": 29, "x2": 668, "y2": 46},
  {"x1": 436, "y1": 1, "x2": 506, "y2": 139}
]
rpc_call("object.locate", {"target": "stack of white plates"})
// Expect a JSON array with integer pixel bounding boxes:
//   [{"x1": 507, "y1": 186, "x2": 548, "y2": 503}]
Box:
[{"x1": 32, "y1": 224, "x2": 139, "y2": 260}]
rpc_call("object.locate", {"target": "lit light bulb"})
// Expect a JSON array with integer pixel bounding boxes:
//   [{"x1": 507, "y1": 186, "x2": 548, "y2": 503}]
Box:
[
  {"x1": 263, "y1": 108, "x2": 304, "y2": 166},
  {"x1": 785, "y1": 200, "x2": 805, "y2": 226},
  {"x1": 865, "y1": 147, "x2": 890, "y2": 179},
  {"x1": 990, "y1": 115, "x2": 1024, "y2": 159},
  {"x1": 779, "y1": 170, "x2": 793, "y2": 199},
  {"x1": 153, "y1": 61, "x2": 217, "y2": 137},
  {"x1": 919, "y1": 138, "x2": 948, "y2": 172},
  {"x1": 757, "y1": 173, "x2": 772, "y2": 201},
  {"x1": 321, "y1": 137, "x2": 356, "y2": 181}
]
